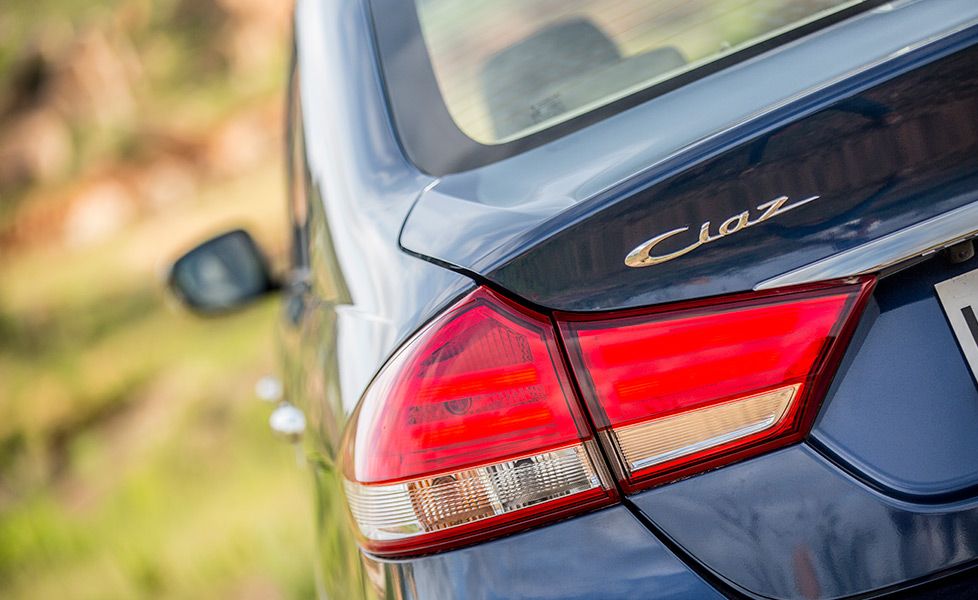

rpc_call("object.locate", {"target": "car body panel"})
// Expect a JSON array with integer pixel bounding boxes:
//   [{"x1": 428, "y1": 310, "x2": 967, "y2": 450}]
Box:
[
  {"x1": 286, "y1": 1, "x2": 469, "y2": 597},
  {"x1": 631, "y1": 444, "x2": 978, "y2": 600},
  {"x1": 375, "y1": 506, "x2": 724, "y2": 600},
  {"x1": 811, "y1": 256, "x2": 978, "y2": 501},
  {"x1": 399, "y1": 3, "x2": 978, "y2": 312}
]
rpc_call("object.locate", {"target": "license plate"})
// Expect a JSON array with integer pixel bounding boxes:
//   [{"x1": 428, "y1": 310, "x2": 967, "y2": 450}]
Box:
[{"x1": 936, "y1": 268, "x2": 978, "y2": 381}]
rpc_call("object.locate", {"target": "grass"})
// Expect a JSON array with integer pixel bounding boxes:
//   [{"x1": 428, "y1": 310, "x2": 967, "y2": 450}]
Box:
[
  {"x1": 0, "y1": 0, "x2": 318, "y2": 595},
  {"x1": 0, "y1": 161, "x2": 315, "y2": 598},
  {"x1": 0, "y1": 314, "x2": 316, "y2": 599}
]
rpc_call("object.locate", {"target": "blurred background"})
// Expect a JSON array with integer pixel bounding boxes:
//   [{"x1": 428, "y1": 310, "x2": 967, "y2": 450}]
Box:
[{"x1": 0, "y1": 1, "x2": 312, "y2": 597}]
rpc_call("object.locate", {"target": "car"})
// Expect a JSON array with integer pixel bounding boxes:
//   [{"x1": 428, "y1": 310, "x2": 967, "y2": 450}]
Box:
[{"x1": 168, "y1": 0, "x2": 978, "y2": 597}]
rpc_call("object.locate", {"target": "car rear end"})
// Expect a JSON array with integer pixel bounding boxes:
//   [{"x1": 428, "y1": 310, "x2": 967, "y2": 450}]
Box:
[{"x1": 326, "y1": 0, "x2": 978, "y2": 597}]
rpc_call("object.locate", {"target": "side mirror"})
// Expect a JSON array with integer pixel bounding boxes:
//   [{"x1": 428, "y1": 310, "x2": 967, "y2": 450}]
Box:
[{"x1": 168, "y1": 229, "x2": 278, "y2": 315}]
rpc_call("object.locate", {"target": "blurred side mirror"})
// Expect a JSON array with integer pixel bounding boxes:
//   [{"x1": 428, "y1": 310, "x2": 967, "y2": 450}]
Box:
[{"x1": 168, "y1": 229, "x2": 278, "y2": 315}]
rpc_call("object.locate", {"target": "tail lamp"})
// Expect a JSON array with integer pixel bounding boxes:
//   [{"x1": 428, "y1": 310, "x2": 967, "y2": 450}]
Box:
[
  {"x1": 342, "y1": 278, "x2": 874, "y2": 556},
  {"x1": 342, "y1": 288, "x2": 616, "y2": 556},
  {"x1": 559, "y1": 278, "x2": 874, "y2": 492}
]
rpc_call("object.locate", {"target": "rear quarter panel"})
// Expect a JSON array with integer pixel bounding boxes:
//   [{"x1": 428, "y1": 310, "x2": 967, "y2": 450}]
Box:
[{"x1": 287, "y1": 0, "x2": 470, "y2": 596}]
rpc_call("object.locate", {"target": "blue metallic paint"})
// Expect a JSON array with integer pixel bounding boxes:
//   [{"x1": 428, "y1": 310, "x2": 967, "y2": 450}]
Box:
[
  {"x1": 377, "y1": 507, "x2": 724, "y2": 600},
  {"x1": 288, "y1": 1, "x2": 468, "y2": 596},
  {"x1": 755, "y1": 199, "x2": 978, "y2": 290},
  {"x1": 812, "y1": 256, "x2": 978, "y2": 500},
  {"x1": 631, "y1": 445, "x2": 978, "y2": 600}
]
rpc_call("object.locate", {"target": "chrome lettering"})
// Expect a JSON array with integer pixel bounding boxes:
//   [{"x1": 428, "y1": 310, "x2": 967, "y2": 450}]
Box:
[
  {"x1": 624, "y1": 195, "x2": 819, "y2": 268},
  {"x1": 718, "y1": 211, "x2": 751, "y2": 236}
]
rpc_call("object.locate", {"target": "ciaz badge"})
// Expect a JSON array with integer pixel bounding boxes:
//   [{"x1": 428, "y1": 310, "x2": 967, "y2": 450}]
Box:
[{"x1": 624, "y1": 195, "x2": 819, "y2": 268}]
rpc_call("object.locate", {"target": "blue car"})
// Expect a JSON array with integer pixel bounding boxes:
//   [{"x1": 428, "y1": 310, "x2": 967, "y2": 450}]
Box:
[{"x1": 169, "y1": 0, "x2": 978, "y2": 597}]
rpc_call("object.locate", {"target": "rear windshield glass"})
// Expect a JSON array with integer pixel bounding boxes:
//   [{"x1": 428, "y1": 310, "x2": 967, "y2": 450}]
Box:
[{"x1": 414, "y1": 0, "x2": 868, "y2": 144}]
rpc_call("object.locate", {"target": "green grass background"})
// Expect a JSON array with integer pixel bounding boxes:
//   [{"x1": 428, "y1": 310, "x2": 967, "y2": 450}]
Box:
[{"x1": 1, "y1": 1, "x2": 316, "y2": 598}]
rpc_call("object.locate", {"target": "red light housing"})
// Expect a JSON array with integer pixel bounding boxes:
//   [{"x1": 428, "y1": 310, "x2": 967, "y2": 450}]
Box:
[
  {"x1": 558, "y1": 277, "x2": 875, "y2": 493},
  {"x1": 342, "y1": 288, "x2": 615, "y2": 556}
]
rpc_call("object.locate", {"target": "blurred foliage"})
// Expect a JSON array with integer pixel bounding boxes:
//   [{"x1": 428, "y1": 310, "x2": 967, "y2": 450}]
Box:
[{"x1": 0, "y1": 1, "x2": 312, "y2": 598}]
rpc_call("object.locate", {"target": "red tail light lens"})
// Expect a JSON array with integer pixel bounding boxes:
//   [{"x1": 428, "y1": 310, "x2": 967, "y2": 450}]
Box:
[
  {"x1": 343, "y1": 288, "x2": 615, "y2": 556},
  {"x1": 558, "y1": 278, "x2": 874, "y2": 493}
]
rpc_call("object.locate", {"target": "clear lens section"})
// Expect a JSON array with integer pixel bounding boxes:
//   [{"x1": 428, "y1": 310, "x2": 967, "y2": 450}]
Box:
[
  {"x1": 614, "y1": 384, "x2": 799, "y2": 472},
  {"x1": 346, "y1": 444, "x2": 601, "y2": 542}
]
